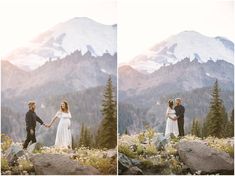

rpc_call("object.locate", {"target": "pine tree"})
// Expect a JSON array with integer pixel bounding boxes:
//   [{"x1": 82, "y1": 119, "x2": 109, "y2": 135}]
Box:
[
  {"x1": 79, "y1": 123, "x2": 85, "y2": 147},
  {"x1": 191, "y1": 119, "x2": 196, "y2": 135},
  {"x1": 230, "y1": 109, "x2": 234, "y2": 136},
  {"x1": 226, "y1": 109, "x2": 234, "y2": 137},
  {"x1": 124, "y1": 128, "x2": 129, "y2": 135},
  {"x1": 206, "y1": 80, "x2": 224, "y2": 138},
  {"x1": 201, "y1": 120, "x2": 208, "y2": 138},
  {"x1": 96, "y1": 76, "x2": 117, "y2": 149},
  {"x1": 79, "y1": 123, "x2": 93, "y2": 148},
  {"x1": 221, "y1": 105, "x2": 229, "y2": 137},
  {"x1": 191, "y1": 119, "x2": 201, "y2": 137}
]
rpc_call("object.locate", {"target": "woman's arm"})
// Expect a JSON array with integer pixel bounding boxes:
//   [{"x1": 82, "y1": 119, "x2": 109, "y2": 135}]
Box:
[{"x1": 48, "y1": 116, "x2": 58, "y2": 127}]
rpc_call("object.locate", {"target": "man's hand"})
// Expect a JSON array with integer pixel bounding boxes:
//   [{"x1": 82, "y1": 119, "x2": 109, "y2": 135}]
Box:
[
  {"x1": 30, "y1": 129, "x2": 34, "y2": 135},
  {"x1": 43, "y1": 124, "x2": 50, "y2": 128}
]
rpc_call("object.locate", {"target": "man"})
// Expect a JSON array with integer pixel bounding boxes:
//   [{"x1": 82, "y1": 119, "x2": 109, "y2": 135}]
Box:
[
  {"x1": 23, "y1": 101, "x2": 48, "y2": 149},
  {"x1": 174, "y1": 98, "x2": 185, "y2": 137}
]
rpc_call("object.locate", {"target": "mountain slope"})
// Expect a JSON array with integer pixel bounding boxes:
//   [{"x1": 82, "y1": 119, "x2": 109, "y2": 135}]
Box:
[
  {"x1": 2, "y1": 50, "x2": 117, "y2": 99},
  {"x1": 129, "y1": 31, "x2": 234, "y2": 73},
  {"x1": 1, "y1": 86, "x2": 117, "y2": 144},
  {"x1": 119, "y1": 87, "x2": 234, "y2": 134},
  {"x1": 119, "y1": 58, "x2": 234, "y2": 95},
  {"x1": 5, "y1": 17, "x2": 117, "y2": 70},
  {"x1": 1, "y1": 60, "x2": 29, "y2": 91}
]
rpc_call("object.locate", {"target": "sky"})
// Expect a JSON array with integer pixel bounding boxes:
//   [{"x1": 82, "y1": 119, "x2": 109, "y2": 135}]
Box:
[
  {"x1": 118, "y1": 0, "x2": 234, "y2": 64},
  {"x1": 0, "y1": 0, "x2": 234, "y2": 63},
  {"x1": 0, "y1": 0, "x2": 117, "y2": 57}
]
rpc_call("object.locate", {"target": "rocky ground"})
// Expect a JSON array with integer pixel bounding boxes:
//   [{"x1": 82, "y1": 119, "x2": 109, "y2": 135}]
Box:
[
  {"x1": 1, "y1": 134, "x2": 117, "y2": 175},
  {"x1": 118, "y1": 129, "x2": 234, "y2": 175}
]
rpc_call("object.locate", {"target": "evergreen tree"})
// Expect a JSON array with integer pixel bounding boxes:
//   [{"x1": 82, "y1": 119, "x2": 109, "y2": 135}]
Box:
[
  {"x1": 79, "y1": 123, "x2": 85, "y2": 147},
  {"x1": 221, "y1": 105, "x2": 229, "y2": 137},
  {"x1": 226, "y1": 109, "x2": 234, "y2": 137},
  {"x1": 191, "y1": 119, "x2": 196, "y2": 135},
  {"x1": 79, "y1": 123, "x2": 93, "y2": 148},
  {"x1": 124, "y1": 128, "x2": 129, "y2": 135},
  {"x1": 191, "y1": 119, "x2": 201, "y2": 137},
  {"x1": 96, "y1": 76, "x2": 117, "y2": 149},
  {"x1": 206, "y1": 80, "x2": 224, "y2": 138},
  {"x1": 201, "y1": 120, "x2": 208, "y2": 138},
  {"x1": 84, "y1": 127, "x2": 93, "y2": 148}
]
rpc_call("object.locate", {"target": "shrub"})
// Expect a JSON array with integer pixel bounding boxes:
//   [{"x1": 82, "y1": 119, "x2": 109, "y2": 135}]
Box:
[
  {"x1": 138, "y1": 133, "x2": 145, "y2": 143},
  {"x1": 118, "y1": 144, "x2": 137, "y2": 158},
  {"x1": 80, "y1": 156, "x2": 116, "y2": 174},
  {"x1": 139, "y1": 160, "x2": 153, "y2": 169},
  {"x1": 1, "y1": 134, "x2": 12, "y2": 152},
  {"x1": 136, "y1": 144, "x2": 144, "y2": 155},
  {"x1": 145, "y1": 144, "x2": 158, "y2": 156},
  {"x1": 18, "y1": 158, "x2": 34, "y2": 172},
  {"x1": 1, "y1": 157, "x2": 10, "y2": 171}
]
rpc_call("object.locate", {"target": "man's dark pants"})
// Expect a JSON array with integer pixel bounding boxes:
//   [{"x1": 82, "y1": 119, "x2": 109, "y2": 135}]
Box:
[
  {"x1": 23, "y1": 128, "x2": 36, "y2": 149},
  {"x1": 178, "y1": 118, "x2": 184, "y2": 136}
]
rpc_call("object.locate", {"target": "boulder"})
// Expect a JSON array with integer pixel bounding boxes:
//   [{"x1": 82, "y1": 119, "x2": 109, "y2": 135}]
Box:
[
  {"x1": 27, "y1": 142, "x2": 43, "y2": 153},
  {"x1": 153, "y1": 134, "x2": 168, "y2": 150},
  {"x1": 123, "y1": 166, "x2": 143, "y2": 175},
  {"x1": 30, "y1": 153, "x2": 100, "y2": 175},
  {"x1": 177, "y1": 141, "x2": 234, "y2": 174},
  {"x1": 131, "y1": 158, "x2": 141, "y2": 166},
  {"x1": 5, "y1": 144, "x2": 25, "y2": 166},
  {"x1": 104, "y1": 149, "x2": 117, "y2": 159},
  {"x1": 118, "y1": 153, "x2": 133, "y2": 173}
]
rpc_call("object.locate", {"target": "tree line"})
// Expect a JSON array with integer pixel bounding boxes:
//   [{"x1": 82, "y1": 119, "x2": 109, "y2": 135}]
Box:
[
  {"x1": 191, "y1": 80, "x2": 234, "y2": 138},
  {"x1": 74, "y1": 76, "x2": 117, "y2": 149}
]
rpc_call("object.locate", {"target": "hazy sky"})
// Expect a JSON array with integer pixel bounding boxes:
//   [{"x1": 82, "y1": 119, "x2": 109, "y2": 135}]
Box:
[
  {"x1": 118, "y1": 0, "x2": 234, "y2": 64},
  {"x1": 0, "y1": 0, "x2": 234, "y2": 63},
  {"x1": 0, "y1": 0, "x2": 117, "y2": 57}
]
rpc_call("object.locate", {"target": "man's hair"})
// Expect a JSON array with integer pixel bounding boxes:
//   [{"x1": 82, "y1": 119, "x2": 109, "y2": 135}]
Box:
[
  {"x1": 175, "y1": 98, "x2": 181, "y2": 102},
  {"x1": 28, "y1": 101, "x2": 36, "y2": 109}
]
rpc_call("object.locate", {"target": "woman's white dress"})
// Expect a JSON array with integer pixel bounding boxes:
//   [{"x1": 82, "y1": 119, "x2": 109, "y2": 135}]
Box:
[
  {"x1": 54, "y1": 111, "x2": 72, "y2": 148},
  {"x1": 165, "y1": 107, "x2": 179, "y2": 137}
]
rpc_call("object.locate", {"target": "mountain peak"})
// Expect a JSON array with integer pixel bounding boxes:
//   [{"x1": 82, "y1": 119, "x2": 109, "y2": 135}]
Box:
[
  {"x1": 129, "y1": 31, "x2": 234, "y2": 74},
  {"x1": 6, "y1": 17, "x2": 117, "y2": 71}
]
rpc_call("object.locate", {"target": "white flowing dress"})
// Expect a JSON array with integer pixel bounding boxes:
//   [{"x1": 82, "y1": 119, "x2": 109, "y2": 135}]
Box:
[
  {"x1": 54, "y1": 111, "x2": 72, "y2": 148},
  {"x1": 165, "y1": 107, "x2": 179, "y2": 137}
]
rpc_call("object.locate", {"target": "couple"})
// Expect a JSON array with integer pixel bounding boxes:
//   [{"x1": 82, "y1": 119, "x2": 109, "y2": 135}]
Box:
[
  {"x1": 23, "y1": 100, "x2": 72, "y2": 149},
  {"x1": 165, "y1": 98, "x2": 185, "y2": 138}
]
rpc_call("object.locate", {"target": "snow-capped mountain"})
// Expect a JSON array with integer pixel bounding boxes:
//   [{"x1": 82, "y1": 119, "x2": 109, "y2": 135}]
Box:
[
  {"x1": 5, "y1": 17, "x2": 117, "y2": 70},
  {"x1": 129, "y1": 31, "x2": 234, "y2": 73}
]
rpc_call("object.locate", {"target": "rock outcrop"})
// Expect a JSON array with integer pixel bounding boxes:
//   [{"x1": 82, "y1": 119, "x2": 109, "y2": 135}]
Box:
[
  {"x1": 177, "y1": 141, "x2": 234, "y2": 174},
  {"x1": 30, "y1": 153, "x2": 100, "y2": 175}
]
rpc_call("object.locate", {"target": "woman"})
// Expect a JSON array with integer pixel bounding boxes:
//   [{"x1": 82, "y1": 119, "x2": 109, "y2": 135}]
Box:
[
  {"x1": 48, "y1": 100, "x2": 72, "y2": 148},
  {"x1": 165, "y1": 99, "x2": 179, "y2": 138}
]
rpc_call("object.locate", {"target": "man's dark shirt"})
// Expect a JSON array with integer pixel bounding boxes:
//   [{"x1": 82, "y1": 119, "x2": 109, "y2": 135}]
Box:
[
  {"x1": 174, "y1": 105, "x2": 185, "y2": 118},
  {"x1": 25, "y1": 110, "x2": 44, "y2": 130}
]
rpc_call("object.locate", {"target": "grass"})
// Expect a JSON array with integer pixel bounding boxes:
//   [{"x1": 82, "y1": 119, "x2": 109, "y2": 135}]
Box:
[
  {"x1": 18, "y1": 158, "x2": 34, "y2": 172},
  {"x1": 145, "y1": 144, "x2": 158, "y2": 156},
  {"x1": 1, "y1": 133, "x2": 13, "y2": 152},
  {"x1": 118, "y1": 144, "x2": 137, "y2": 159},
  {"x1": 1, "y1": 157, "x2": 10, "y2": 171}
]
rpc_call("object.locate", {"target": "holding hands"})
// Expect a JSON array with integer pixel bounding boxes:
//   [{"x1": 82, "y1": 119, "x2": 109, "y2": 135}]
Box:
[{"x1": 43, "y1": 123, "x2": 51, "y2": 128}]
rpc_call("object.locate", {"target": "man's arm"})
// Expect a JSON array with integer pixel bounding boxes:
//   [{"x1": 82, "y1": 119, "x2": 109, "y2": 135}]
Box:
[{"x1": 36, "y1": 114, "x2": 44, "y2": 125}]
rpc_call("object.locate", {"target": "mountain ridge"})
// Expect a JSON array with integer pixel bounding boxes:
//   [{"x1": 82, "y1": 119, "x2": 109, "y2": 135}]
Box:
[
  {"x1": 5, "y1": 17, "x2": 117, "y2": 70},
  {"x1": 129, "y1": 31, "x2": 234, "y2": 73}
]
